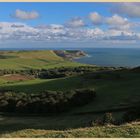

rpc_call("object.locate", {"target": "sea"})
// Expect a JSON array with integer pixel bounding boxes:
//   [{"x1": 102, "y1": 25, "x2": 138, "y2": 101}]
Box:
[
  {"x1": 75, "y1": 48, "x2": 140, "y2": 68},
  {"x1": 0, "y1": 47, "x2": 140, "y2": 68}
]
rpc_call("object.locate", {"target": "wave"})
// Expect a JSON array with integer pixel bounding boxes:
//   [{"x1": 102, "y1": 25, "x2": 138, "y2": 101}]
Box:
[{"x1": 86, "y1": 54, "x2": 92, "y2": 58}]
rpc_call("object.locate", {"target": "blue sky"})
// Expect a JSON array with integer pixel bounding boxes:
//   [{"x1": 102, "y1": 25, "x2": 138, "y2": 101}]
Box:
[
  {"x1": 0, "y1": 2, "x2": 140, "y2": 48},
  {"x1": 0, "y1": 3, "x2": 111, "y2": 25}
]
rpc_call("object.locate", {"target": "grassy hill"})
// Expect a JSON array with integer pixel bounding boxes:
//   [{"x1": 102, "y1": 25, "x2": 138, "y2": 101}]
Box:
[{"x1": 0, "y1": 50, "x2": 85, "y2": 70}]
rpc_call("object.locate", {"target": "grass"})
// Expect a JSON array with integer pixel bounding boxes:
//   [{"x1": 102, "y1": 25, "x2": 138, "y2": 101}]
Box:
[
  {"x1": 0, "y1": 71, "x2": 140, "y2": 114},
  {"x1": 0, "y1": 50, "x2": 139, "y2": 137},
  {"x1": 0, "y1": 50, "x2": 85, "y2": 70},
  {"x1": 0, "y1": 76, "x2": 83, "y2": 93},
  {"x1": 0, "y1": 111, "x2": 139, "y2": 138},
  {"x1": 0, "y1": 121, "x2": 140, "y2": 138}
]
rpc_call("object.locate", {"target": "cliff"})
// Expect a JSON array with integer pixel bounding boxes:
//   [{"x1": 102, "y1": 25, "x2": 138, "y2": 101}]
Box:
[{"x1": 54, "y1": 50, "x2": 86, "y2": 60}]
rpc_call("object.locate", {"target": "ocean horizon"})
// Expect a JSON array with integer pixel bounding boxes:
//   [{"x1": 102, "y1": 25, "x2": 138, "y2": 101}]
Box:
[{"x1": 75, "y1": 48, "x2": 140, "y2": 68}]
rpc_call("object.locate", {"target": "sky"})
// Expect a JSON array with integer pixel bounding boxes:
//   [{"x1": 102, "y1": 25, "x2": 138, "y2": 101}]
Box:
[{"x1": 0, "y1": 2, "x2": 140, "y2": 48}]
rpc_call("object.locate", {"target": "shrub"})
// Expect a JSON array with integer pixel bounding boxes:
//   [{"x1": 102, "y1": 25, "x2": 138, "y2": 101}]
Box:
[
  {"x1": 88, "y1": 118, "x2": 103, "y2": 127},
  {"x1": 102, "y1": 113, "x2": 114, "y2": 125},
  {"x1": 0, "y1": 88, "x2": 96, "y2": 114}
]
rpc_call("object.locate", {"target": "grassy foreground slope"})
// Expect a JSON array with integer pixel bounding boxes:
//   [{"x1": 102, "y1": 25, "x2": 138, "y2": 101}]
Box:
[
  {"x1": 0, "y1": 50, "x2": 84, "y2": 70},
  {"x1": 0, "y1": 113, "x2": 139, "y2": 138},
  {"x1": 1, "y1": 123, "x2": 140, "y2": 138}
]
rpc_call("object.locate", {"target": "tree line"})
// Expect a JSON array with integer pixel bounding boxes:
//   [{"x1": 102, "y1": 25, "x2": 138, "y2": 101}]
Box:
[{"x1": 0, "y1": 66, "x2": 120, "y2": 79}]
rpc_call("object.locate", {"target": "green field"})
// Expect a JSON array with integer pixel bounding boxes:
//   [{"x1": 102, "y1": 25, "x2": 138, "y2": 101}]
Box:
[
  {"x1": 0, "y1": 50, "x2": 139, "y2": 137},
  {"x1": 0, "y1": 50, "x2": 85, "y2": 70},
  {"x1": 0, "y1": 71, "x2": 140, "y2": 113}
]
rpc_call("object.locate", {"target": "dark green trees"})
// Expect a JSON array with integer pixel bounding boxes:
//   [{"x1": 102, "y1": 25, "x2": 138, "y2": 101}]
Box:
[{"x1": 0, "y1": 88, "x2": 96, "y2": 114}]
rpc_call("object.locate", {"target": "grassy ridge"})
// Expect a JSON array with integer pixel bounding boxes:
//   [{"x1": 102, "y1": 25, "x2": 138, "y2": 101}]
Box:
[{"x1": 0, "y1": 50, "x2": 85, "y2": 70}]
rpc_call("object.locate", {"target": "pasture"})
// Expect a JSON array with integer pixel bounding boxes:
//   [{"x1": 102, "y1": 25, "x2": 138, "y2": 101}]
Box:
[{"x1": 0, "y1": 50, "x2": 85, "y2": 70}]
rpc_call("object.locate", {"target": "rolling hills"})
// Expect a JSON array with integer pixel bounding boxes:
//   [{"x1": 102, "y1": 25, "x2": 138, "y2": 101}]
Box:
[{"x1": 0, "y1": 50, "x2": 139, "y2": 137}]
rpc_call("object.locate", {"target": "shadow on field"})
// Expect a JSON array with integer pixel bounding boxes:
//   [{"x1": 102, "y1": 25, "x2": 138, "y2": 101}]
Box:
[
  {"x1": 0, "y1": 76, "x2": 84, "y2": 93},
  {"x1": 0, "y1": 114, "x2": 94, "y2": 135}
]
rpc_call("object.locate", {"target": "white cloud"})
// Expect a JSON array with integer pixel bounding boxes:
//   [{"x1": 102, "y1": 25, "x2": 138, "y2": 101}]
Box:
[
  {"x1": 89, "y1": 13, "x2": 133, "y2": 31},
  {"x1": 111, "y1": 3, "x2": 140, "y2": 18},
  {"x1": 89, "y1": 12, "x2": 103, "y2": 25},
  {"x1": 13, "y1": 9, "x2": 39, "y2": 20},
  {"x1": 106, "y1": 14, "x2": 128, "y2": 26},
  {"x1": 0, "y1": 22, "x2": 139, "y2": 43},
  {"x1": 66, "y1": 17, "x2": 85, "y2": 28},
  {"x1": 103, "y1": 28, "x2": 140, "y2": 41},
  {"x1": 106, "y1": 14, "x2": 133, "y2": 31},
  {"x1": 0, "y1": 22, "x2": 38, "y2": 40}
]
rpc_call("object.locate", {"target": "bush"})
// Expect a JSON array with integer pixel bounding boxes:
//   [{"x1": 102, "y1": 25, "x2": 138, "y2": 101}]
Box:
[
  {"x1": 0, "y1": 88, "x2": 96, "y2": 114},
  {"x1": 102, "y1": 113, "x2": 114, "y2": 125},
  {"x1": 88, "y1": 118, "x2": 103, "y2": 126},
  {"x1": 0, "y1": 66, "x2": 97, "y2": 79}
]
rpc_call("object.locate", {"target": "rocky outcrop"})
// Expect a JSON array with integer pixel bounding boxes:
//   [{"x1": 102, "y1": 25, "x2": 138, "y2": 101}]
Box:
[{"x1": 54, "y1": 50, "x2": 86, "y2": 60}]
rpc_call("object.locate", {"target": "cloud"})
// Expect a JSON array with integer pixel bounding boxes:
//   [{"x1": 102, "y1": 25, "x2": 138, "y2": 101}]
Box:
[
  {"x1": 11, "y1": 24, "x2": 25, "y2": 28},
  {"x1": 89, "y1": 12, "x2": 103, "y2": 25},
  {"x1": 0, "y1": 22, "x2": 139, "y2": 43},
  {"x1": 111, "y1": 3, "x2": 140, "y2": 18},
  {"x1": 12, "y1": 9, "x2": 39, "y2": 20},
  {"x1": 106, "y1": 14, "x2": 132, "y2": 31},
  {"x1": 88, "y1": 12, "x2": 133, "y2": 31},
  {"x1": 0, "y1": 22, "x2": 38, "y2": 40},
  {"x1": 104, "y1": 32, "x2": 138, "y2": 41},
  {"x1": 106, "y1": 14, "x2": 128, "y2": 26},
  {"x1": 66, "y1": 17, "x2": 85, "y2": 28}
]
